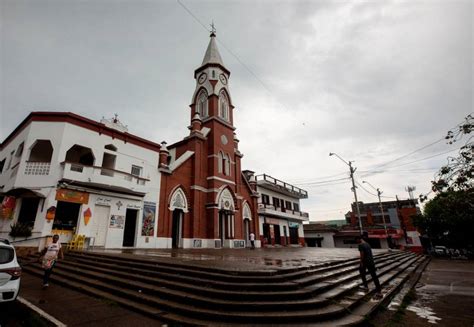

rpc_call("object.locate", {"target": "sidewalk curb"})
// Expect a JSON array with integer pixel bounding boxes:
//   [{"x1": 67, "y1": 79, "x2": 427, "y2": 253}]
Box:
[
  {"x1": 16, "y1": 296, "x2": 67, "y2": 327},
  {"x1": 367, "y1": 256, "x2": 431, "y2": 325}
]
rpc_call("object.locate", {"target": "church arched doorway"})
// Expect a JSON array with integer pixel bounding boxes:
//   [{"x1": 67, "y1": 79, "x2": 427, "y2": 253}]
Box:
[
  {"x1": 216, "y1": 188, "x2": 236, "y2": 247},
  {"x1": 169, "y1": 187, "x2": 188, "y2": 249},
  {"x1": 172, "y1": 209, "x2": 184, "y2": 248},
  {"x1": 242, "y1": 202, "x2": 252, "y2": 247}
]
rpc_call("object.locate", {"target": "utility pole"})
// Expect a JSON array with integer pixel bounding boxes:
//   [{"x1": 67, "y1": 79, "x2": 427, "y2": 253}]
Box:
[
  {"x1": 329, "y1": 153, "x2": 363, "y2": 235},
  {"x1": 362, "y1": 181, "x2": 388, "y2": 237}
]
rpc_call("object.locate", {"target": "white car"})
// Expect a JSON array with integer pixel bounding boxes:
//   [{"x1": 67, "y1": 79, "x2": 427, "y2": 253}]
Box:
[
  {"x1": 0, "y1": 239, "x2": 21, "y2": 302},
  {"x1": 433, "y1": 245, "x2": 448, "y2": 256}
]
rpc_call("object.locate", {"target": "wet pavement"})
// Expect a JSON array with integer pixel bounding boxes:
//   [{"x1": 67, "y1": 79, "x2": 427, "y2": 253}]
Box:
[
  {"x1": 408, "y1": 259, "x2": 474, "y2": 326},
  {"x1": 12, "y1": 247, "x2": 390, "y2": 326},
  {"x1": 15, "y1": 273, "x2": 161, "y2": 327},
  {"x1": 89, "y1": 247, "x2": 387, "y2": 271},
  {"x1": 377, "y1": 258, "x2": 474, "y2": 327}
]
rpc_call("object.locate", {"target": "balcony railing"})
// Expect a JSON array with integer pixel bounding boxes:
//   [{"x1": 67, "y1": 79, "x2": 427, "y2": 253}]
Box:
[
  {"x1": 258, "y1": 203, "x2": 309, "y2": 220},
  {"x1": 61, "y1": 162, "x2": 148, "y2": 187},
  {"x1": 24, "y1": 161, "x2": 50, "y2": 176},
  {"x1": 255, "y1": 174, "x2": 308, "y2": 199}
]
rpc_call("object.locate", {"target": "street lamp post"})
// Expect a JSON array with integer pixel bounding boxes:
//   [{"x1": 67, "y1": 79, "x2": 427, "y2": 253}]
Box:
[
  {"x1": 362, "y1": 181, "x2": 388, "y2": 237},
  {"x1": 329, "y1": 152, "x2": 363, "y2": 235}
]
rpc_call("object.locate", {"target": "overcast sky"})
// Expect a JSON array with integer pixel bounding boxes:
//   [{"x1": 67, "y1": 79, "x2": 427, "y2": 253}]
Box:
[{"x1": 1, "y1": 0, "x2": 472, "y2": 221}]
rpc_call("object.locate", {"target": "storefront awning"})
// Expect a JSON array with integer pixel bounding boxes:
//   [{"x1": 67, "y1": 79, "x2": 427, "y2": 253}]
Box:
[
  {"x1": 60, "y1": 180, "x2": 146, "y2": 197},
  {"x1": 2, "y1": 188, "x2": 46, "y2": 198}
]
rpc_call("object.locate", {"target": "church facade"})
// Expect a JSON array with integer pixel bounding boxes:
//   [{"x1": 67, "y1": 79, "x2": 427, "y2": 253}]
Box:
[
  {"x1": 0, "y1": 32, "x2": 307, "y2": 250},
  {"x1": 155, "y1": 31, "x2": 260, "y2": 249}
]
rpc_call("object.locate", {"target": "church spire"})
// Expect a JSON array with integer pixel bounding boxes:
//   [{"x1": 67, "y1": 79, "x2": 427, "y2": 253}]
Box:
[{"x1": 201, "y1": 27, "x2": 224, "y2": 67}]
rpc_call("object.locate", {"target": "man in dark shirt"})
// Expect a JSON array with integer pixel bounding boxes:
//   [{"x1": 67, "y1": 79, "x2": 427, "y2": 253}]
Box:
[{"x1": 357, "y1": 232, "x2": 382, "y2": 297}]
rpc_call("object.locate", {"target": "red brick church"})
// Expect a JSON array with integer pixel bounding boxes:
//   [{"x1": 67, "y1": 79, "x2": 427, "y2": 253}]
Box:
[{"x1": 156, "y1": 31, "x2": 260, "y2": 248}]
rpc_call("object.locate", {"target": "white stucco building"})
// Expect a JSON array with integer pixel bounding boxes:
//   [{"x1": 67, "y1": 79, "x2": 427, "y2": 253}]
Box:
[
  {"x1": 0, "y1": 112, "x2": 161, "y2": 249},
  {"x1": 253, "y1": 173, "x2": 309, "y2": 246}
]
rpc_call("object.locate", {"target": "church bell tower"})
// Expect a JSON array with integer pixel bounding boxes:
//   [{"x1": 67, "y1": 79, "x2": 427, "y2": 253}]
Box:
[{"x1": 191, "y1": 29, "x2": 234, "y2": 127}]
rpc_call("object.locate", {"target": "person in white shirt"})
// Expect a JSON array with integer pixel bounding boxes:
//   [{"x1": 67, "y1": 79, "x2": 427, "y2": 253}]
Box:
[
  {"x1": 249, "y1": 232, "x2": 256, "y2": 249},
  {"x1": 40, "y1": 234, "x2": 64, "y2": 288}
]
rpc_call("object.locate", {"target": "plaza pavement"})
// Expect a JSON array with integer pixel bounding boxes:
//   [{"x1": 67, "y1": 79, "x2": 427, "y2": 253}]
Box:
[{"x1": 15, "y1": 247, "x2": 386, "y2": 326}]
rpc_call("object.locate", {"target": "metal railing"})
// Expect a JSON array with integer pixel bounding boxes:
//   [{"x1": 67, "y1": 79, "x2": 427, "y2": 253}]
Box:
[
  {"x1": 62, "y1": 162, "x2": 148, "y2": 185},
  {"x1": 258, "y1": 203, "x2": 309, "y2": 218},
  {"x1": 24, "y1": 161, "x2": 51, "y2": 175},
  {"x1": 255, "y1": 174, "x2": 308, "y2": 198}
]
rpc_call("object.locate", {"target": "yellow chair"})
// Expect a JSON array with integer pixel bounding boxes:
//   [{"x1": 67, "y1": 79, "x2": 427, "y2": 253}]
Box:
[
  {"x1": 76, "y1": 235, "x2": 85, "y2": 251},
  {"x1": 67, "y1": 234, "x2": 86, "y2": 251}
]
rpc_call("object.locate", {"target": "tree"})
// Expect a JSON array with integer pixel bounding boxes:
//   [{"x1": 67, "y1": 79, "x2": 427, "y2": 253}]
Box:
[
  {"x1": 415, "y1": 114, "x2": 474, "y2": 249},
  {"x1": 430, "y1": 114, "x2": 473, "y2": 195},
  {"x1": 414, "y1": 189, "x2": 474, "y2": 249}
]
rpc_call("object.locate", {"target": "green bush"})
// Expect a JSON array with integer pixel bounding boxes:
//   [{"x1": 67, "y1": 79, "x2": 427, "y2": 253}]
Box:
[{"x1": 9, "y1": 222, "x2": 33, "y2": 238}]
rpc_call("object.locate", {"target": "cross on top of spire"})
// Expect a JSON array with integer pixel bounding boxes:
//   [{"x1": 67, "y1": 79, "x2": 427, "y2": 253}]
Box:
[{"x1": 210, "y1": 21, "x2": 216, "y2": 36}]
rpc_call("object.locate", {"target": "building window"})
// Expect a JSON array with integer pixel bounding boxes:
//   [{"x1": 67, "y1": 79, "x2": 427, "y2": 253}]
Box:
[
  {"x1": 104, "y1": 144, "x2": 117, "y2": 151},
  {"x1": 273, "y1": 197, "x2": 280, "y2": 208},
  {"x1": 6, "y1": 151, "x2": 14, "y2": 170},
  {"x1": 65, "y1": 144, "x2": 94, "y2": 166},
  {"x1": 29, "y1": 140, "x2": 54, "y2": 162},
  {"x1": 285, "y1": 201, "x2": 292, "y2": 210},
  {"x1": 196, "y1": 90, "x2": 208, "y2": 117},
  {"x1": 15, "y1": 142, "x2": 24, "y2": 157},
  {"x1": 131, "y1": 165, "x2": 142, "y2": 177},
  {"x1": 218, "y1": 151, "x2": 224, "y2": 173},
  {"x1": 224, "y1": 154, "x2": 230, "y2": 176},
  {"x1": 261, "y1": 194, "x2": 270, "y2": 205},
  {"x1": 218, "y1": 90, "x2": 229, "y2": 121},
  {"x1": 0, "y1": 158, "x2": 5, "y2": 173},
  {"x1": 293, "y1": 203, "x2": 299, "y2": 212}
]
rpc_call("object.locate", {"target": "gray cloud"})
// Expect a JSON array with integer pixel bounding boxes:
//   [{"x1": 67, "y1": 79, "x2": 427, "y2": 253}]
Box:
[{"x1": 1, "y1": 0, "x2": 472, "y2": 220}]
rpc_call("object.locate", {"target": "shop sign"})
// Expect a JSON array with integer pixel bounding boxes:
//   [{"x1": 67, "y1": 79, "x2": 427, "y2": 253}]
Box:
[
  {"x1": 288, "y1": 222, "x2": 299, "y2": 228},
  {"x1": 1, "y1": 196, "x2": 16, "y2": 219},
  {"x1": 83, "y1": 208, "x2": 92, "y2": 226},
  {"x1": 265, "y1": 218, "x2": 280, "y2": 225},
  {"x1": 127, "y1": 203, "x2": 142, "y2": 210},
  {"x1": 46, "y1": 206, "x2": 56, "y2": 221},
  {"x1": 56, "y1": 189, "x2": 89, "y2": 204},
  {"x1": 95, "y1": 197, "x2": 112, "y2": 206},
  {"x1": 109, "y1": 215, "x2": 125, "y2": 229},
  {"x1": 141, "y1": 202, "x2": 156, "y2": 236}
]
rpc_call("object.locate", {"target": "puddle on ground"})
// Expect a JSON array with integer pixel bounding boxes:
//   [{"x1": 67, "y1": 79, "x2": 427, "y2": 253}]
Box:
[
  {"x1": 406, "y1": 303, "x2": 442, "y2": 324},
  {"x1": 389, "y1": 284, "x2": 442, "y2": 324}
]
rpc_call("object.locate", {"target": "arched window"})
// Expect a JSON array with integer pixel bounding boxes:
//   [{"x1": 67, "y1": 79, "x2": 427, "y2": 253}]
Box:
[
  {"x1": 224, "y1": 154, "x2": 231, "y2": 176},
  {"x1": 196, "y1": 90, "x2": 208, "y2": 118},
  {"x1": 29, "y1": 140, "x2": 53, "y2": 162},
  {"x1": 218, "y1": 151, "x2": 224, "y2": 173},
  {"x1": 104, "y1": 144, "x2": 117, "y2": 151},
  {"x1": 169, "y1": 187, "x2": 188, "y2": 212},
  {"x1": 218, "y1": 90, "x2": 229, "y2": 121}
]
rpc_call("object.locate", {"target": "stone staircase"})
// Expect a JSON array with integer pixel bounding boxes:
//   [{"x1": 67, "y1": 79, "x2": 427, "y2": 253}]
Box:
[{"x1": 19, "y1": 250, "x2": 428, "y2": 326}]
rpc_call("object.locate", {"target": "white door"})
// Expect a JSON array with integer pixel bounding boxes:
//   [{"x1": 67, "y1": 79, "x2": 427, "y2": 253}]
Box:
[{"x1": 92, "y1": 205, "x2": 110, "y2": 246}]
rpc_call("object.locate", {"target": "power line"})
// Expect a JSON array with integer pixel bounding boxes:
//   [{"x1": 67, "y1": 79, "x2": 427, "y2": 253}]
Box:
[
  {"x1": 293, "y1": 176, "x2": 350, "y2": 186},
  {"x1": 363, "y1": 138, "x2": 444, "y2": 173},
  {"x1": 355, "y1": 181, "x2": 378, "y2": 197},
  {"x1": 362, "y1": 120, "x2": 464, "y2": 173},
  {"x1": 288, "y1": 172, "x2": 348, "y2": 184},
  {"x1": 302, "y1": 180, "x2": 351, "y2": 188},
  {"x1": 361, "y1": 147, "x2": 462, "y2": 178},
  {"x1": 176, "y1": 0, "x2": 298, "y2": 121},
  {"x1": 176, "y1": 0, "x2": 209, "y2": 32}
]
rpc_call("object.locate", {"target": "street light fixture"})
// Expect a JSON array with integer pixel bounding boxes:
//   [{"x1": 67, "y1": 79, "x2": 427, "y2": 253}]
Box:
[
  {"x1": 329, "y1": 152, "x2": 363, "y2": 234},
  {"x1": 362, "y1": 181, "x2": 389, "y2": 238}
]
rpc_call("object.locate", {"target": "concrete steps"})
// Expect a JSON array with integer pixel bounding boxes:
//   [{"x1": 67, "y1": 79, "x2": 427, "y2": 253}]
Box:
[{"x1": 20, "y1": 250, "x2": 427, "y2": 326}]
